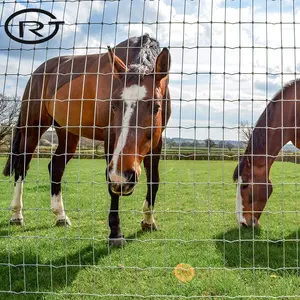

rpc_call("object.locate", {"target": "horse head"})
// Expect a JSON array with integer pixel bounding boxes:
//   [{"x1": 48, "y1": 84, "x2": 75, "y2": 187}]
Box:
[
  {"x1": 106, "y1": 46, "x2": 171, "y2": 196},
  {"x1": 234, "y1": 156, "x2": 273, "y2": 227}
]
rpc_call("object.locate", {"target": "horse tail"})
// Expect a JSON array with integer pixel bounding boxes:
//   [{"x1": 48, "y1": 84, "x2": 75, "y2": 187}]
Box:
[{"x1": 3, "y1": 114, "x2": 21, "y2": 177}]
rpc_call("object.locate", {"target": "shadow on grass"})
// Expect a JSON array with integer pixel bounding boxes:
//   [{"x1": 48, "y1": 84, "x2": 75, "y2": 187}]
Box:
[
  {"x1": 0, "y1": 221, "x2": 51, "y2": 236},
  {"x1": 214, "y1": 228, "x2": 300, "y2": 274},
  {"x1": 0, "y1": 229, "x2": 145, "y2": 295}
]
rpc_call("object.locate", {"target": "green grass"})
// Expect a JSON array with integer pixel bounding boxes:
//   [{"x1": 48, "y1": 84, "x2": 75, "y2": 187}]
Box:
[
  {"x1": 1, "y1": 158, "x2": 300, "y2": 299},
  {"x1": 162, "y1": 147, "x2": 240, "y2": 154}
]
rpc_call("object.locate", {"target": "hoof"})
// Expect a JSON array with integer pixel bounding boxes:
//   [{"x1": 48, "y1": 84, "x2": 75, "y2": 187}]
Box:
[
  {"x1": 55, "y1": 217, "x2": 71, "y2": 227},
  {"x1": 141, "y1": 220, "x2": 158, "y2": 232},
  {"x1": 9, "y1": 218, "x2": 24, "y2": 227},
  {"x1": 109, "y1": 235, "x2": 126, "y2": 247}
]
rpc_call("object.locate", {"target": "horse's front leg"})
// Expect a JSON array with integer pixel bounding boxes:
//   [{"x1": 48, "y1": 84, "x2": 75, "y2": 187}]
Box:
[
  {"x1": 104, "y1": 135, "x2": 125, "y2": 247},
  {"x1": 108, "y1": 190, "x2": 126, "y2": 247},
  {"x1": 141, "y1": 140, "x2": 162, "y2": 231}
]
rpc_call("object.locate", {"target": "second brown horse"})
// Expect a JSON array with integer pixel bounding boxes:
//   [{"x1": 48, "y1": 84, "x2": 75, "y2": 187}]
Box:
[
  {"x1": 234, "y1": 79, "x2": 300, "y2": 227},
  {"x1": 3, "y1": 34, "x2": 171, "y2": 246}
]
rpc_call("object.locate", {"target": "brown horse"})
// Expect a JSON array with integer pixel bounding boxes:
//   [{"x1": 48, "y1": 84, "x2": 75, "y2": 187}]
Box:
[
  {"x1": 3, "y1": 34, "x2": 171, "y2": 246},
  {"x1": 233, "y1": 79, "x2": 300, "y2": 227}
]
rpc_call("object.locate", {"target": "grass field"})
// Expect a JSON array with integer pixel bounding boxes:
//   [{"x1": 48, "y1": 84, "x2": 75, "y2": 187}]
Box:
[{"x1": 1, "y1": 158, "x2": 300, "y2": 299}]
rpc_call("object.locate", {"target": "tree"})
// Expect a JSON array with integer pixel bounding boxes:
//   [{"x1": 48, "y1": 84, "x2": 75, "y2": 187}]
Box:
[
  {"x1": 226, "y1": 142, "x2": 234, "y2": 151},
  {"x1": 217, "y1": 140, "x2": 225, "y2": 148},
  {"x1": 196, "y1": 140, "x2": 204, "y2": 148},
  {"x1": 240, "y1": 121, "x2": 253, "y2": 147},
  {"x1": 181, "y1": 141, "x2": 192, "y2": 147},
  {"x1": 0, "y1": 94, "x2": 20, "y2": 148},
  {"x1": 79, "y1": 137, "x2": 104, "y2": 153},
  {"x1": 204, "y1": 138, "x2": 216, "y2": 149},
  {"x1": 94, "y1": 141, "x2": 104, "y2": 154},
  {"x1": 169, "y1": 141, "x2": 177, "y2": 149}
]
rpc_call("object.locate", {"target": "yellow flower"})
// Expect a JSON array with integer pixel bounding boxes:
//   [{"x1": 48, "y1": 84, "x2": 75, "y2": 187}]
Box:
[{"x1": 174, "y1": 263, "x2": 195, "y2": 283}]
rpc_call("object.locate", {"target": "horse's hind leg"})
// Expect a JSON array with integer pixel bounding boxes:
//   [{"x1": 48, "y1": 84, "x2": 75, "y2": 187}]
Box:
[
  {"x1": 48, "y1": 126, "x2": 79, "y2": 226},
  {"x1": 10, "y1": 126, "x2": 48, "y2": 226}
]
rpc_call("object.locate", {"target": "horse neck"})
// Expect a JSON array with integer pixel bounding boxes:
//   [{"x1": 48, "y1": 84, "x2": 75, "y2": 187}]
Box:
[{"x1": 249, "y1": 95, "x2": 295, "y2": 171}]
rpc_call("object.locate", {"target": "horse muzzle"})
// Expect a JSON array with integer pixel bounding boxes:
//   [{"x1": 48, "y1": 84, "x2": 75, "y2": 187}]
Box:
[
  {"x1": 239, "y1": 214, "x2": 260, "y2": 228},
  {"x1": 108, "y1": 168, "x2": 138, "y2": 196}
]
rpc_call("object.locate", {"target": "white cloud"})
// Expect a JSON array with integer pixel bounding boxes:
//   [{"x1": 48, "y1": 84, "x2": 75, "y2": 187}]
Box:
[
  {"x1": 117, "y1": 0, "x2": 300, "y2": 139},
  {"x1": 53, "y1": 1, "x2": 103, "y2": 24}
]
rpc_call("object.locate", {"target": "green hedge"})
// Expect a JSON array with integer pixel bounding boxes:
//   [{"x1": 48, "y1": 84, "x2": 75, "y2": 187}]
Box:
[{"x1": 1, "y1": 152, "x2": 300, "y2": 163}]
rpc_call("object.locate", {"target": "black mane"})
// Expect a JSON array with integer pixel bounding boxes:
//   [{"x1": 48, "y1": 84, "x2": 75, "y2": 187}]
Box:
[
  {"x1": 233, "y1": 79, "x2": 300, "y2": 182},
  {"x1": 233, "y1": 156, "x2": 246, "y2": 182}
]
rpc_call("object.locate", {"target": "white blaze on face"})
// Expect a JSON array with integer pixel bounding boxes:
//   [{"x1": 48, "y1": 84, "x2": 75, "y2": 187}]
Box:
[
  {"x1": 110, "y1": 84, "x2": 147, "y2": 182},
  {"x1": 236, "y1": 176, "x2": 247, "y2": 225}
]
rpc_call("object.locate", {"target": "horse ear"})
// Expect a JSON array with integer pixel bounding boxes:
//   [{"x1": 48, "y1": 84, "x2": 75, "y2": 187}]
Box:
[
  {"x1": 155, "y1": 48, "x2": 171, "y2": 83},
  {"x1": 107, "y1": 46, "x2": 128, "y2": 79},
  {"x1": 246, "y1": 156, "x2": 251, "y2": 167}
]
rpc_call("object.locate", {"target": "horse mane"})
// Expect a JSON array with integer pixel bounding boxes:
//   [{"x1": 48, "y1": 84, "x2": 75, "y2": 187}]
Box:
[
  {"x1": 233, "y1": 78, "x2": 300, "y2": 182},
  {"x1": 233, "y1": 156, "x2": 246, "y2": 182},
  {"x1": 127, "y1": 33, "x2": 161, "y2": 76}
]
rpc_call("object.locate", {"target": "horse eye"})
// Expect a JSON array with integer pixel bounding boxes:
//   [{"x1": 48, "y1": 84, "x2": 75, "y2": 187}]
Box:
[{"x1": 153, "y1": 103, "x2": 161, "y2": 114}]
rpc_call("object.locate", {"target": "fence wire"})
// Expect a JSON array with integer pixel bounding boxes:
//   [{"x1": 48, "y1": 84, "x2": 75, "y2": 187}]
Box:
[{"x1": 1, "y1": 0, "x2": 300, "y2": 299}]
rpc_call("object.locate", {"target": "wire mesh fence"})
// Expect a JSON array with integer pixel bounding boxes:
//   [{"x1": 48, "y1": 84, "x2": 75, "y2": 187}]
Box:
[{"x1": 1, "y1": 0, "x2": 300, "y2": 298}]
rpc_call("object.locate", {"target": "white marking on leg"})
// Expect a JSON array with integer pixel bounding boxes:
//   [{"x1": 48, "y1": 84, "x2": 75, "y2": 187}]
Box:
[
  {"x1": 110, "y1": 85, "x2": 146, "y2": 182},
  {"x1": 11, "y1": 176, "x2": 23, "y2": 220},
  {"x1": 51, "y1": 192, "x2": 67, "y2": 221},
  {"x1": 236, "y1": 176, "x2": 247, "y2": 226},
  {"x1": 143, "y1": 200, "x2": 155, "y2": 224}
]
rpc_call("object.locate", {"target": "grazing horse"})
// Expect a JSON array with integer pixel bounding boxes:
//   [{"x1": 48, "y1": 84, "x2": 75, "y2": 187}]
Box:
[
  {"x1": 233, "y1": 79, "x2": 300, "y2": 227},
  {"x1": 3, "y1": 34, "x2": 171, "y2": 246}
]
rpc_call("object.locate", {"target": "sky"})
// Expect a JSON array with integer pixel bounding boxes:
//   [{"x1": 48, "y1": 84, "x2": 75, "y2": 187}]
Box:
[{"x1": 0, "y1": 0, "x2": 300, "y2": 141}]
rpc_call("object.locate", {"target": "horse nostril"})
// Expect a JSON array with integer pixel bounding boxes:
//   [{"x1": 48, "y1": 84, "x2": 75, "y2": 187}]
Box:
[
  {"x1": 127, "y1": 172, "x2": 134, "y2": 182},
  {"x1": 125, "y1": 170, "x2": 137, "y2": 184}
]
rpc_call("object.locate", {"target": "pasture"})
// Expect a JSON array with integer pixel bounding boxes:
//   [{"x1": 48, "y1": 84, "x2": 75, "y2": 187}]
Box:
[{"x1": 0, "y1": 158, "x2": 300, "y2": 299}]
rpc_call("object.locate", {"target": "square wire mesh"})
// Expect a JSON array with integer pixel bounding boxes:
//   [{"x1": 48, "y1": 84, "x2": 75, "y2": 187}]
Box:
[{"x1": 0, "y1": 0, "x2": 300, "y2": 298}]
